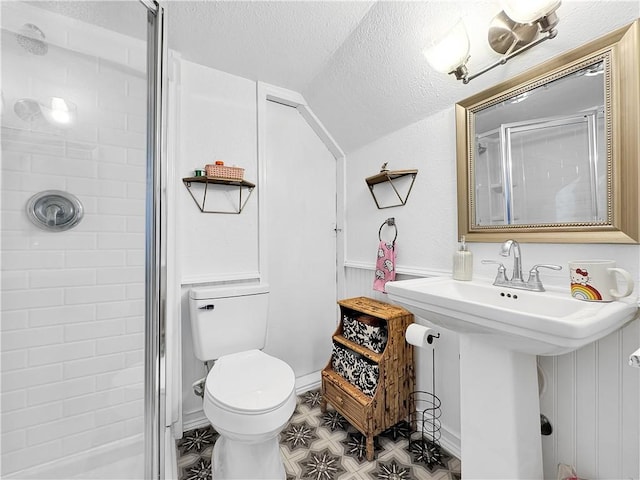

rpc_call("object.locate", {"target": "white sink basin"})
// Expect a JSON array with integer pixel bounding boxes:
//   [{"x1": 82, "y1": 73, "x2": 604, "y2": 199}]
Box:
[{"x1": 386, "y1": 276, "x2": 638, "y2": 355}]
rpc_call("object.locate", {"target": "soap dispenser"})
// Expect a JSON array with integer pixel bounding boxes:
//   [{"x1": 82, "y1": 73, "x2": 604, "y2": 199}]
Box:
[{"x1": 453, "y1": 236, "x2": 473, "y2": 281}]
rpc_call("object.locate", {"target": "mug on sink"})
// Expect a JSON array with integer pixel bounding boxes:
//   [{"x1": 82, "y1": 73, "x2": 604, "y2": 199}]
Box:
[{"x1": 569, "y1": 260, "x2": 634, "y2": 302}]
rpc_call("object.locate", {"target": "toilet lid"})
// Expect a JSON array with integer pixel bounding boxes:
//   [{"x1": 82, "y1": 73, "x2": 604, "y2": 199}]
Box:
[{"x1": 206, "y1": 350, "x2": 295, "y2": 413}]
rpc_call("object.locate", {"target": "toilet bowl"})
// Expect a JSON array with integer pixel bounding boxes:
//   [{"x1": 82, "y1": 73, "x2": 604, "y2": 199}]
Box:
[
  {"x1": 188, "y1": 285, "x2": 296, "y2": 478},
  {"x1": 203, "y1": 349, "x2": 296, "y2": 479}
]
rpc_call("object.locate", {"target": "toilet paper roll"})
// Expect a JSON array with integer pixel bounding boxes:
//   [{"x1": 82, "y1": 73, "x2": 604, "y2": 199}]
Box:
[{"x1": 405, "y1": 323, "x2": 438, "y2": 348}]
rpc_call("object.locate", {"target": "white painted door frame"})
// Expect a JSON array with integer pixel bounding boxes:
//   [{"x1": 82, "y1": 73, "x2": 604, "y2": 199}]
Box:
[{"x1": 256, "y1": 82, "x2": 346, "y2": 301}]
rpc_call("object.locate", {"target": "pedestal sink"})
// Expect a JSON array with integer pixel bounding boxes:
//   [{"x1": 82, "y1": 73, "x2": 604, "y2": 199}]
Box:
[{"x1": 386, "y1": 277, "x2": 638, "y2": 480}]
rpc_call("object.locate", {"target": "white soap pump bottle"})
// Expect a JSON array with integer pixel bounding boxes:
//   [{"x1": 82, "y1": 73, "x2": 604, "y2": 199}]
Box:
[{"x1": 453, "y1": 235, "x2": 473, "y2": 281}]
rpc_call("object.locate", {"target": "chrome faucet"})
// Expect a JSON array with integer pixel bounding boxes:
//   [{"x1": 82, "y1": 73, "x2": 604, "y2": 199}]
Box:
[
  {"x1": 500, "y1": 239, "x2": 524, "y2": 284},
  {"x1": 482, "y1": 239, "x2": 562, "y2": 292}
]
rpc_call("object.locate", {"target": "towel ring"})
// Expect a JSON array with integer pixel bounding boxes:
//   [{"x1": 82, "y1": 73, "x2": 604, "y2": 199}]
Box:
[{"x1": 379, "y1": 218, "x2": 398, "y2": 244}]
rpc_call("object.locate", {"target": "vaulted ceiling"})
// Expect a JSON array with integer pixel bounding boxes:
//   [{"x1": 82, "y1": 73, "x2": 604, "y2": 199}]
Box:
[{"x1": 26, "y1": 1, "x2": 640, "y2": 153}]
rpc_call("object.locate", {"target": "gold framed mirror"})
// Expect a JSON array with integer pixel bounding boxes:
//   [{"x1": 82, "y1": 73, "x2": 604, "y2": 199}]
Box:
[{"x1": 456, "y1": 19, "x2": 639, "y2": 243}]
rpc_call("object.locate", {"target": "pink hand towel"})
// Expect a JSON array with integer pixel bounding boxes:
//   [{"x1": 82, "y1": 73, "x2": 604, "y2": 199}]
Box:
[{"x1": 373, "y1": 241, "x2": 396, "y2": 293}]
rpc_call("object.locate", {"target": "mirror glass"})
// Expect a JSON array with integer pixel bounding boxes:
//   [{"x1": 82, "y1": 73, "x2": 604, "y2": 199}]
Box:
[
  {"x1": 473, "y1": 60, "x2": 607, "y2": 227},
  {"x1": 456, "y1": 20, "x2": 639, "y2": 243}
]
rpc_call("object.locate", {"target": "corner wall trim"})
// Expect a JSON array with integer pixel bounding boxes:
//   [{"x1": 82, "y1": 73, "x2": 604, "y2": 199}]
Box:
[
  {"x1": 258, "y1": 82, "x2": 345, "y2": 161},
  {"x1": 296, "y1": 105, "x2": 345, "y2": 160}
]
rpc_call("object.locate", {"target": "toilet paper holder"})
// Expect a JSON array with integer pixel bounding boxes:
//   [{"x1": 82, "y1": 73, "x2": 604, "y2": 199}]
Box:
[
  {"x1": 407, "y1": 348, "x2": 443, "y2": 467},
  {"x1": 405, "y1": 323, "x2": 440, "y2": 347},
  {"x1": 426, "y1": 332, "x2": 440, "y2": 344}
]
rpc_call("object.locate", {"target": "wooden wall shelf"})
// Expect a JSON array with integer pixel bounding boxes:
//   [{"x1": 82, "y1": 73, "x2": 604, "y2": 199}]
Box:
[
  {"x1": 182, "y1": 176, "x2": 255, "y2": 214},
  {"x1": 365, "y1": 169, "x2": 418, "y2": 209}
]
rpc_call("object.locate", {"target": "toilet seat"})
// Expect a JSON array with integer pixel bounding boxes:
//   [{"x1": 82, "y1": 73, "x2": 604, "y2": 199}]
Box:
[{"x1": 205, "y1": 349, "x2": 295, "y2": 415}]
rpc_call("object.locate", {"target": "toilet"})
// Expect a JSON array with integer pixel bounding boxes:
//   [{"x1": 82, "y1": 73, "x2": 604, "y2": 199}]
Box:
[{"x1": 188, "y1": 284, "x2": 296, "y2": 480}]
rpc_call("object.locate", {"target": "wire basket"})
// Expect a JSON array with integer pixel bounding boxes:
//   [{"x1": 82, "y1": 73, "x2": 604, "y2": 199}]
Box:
[
  {"x1": 205, "y1": 164, "x2": 244, "y2": 180},
  {"x1": 408, "y1": 390, "x2": 444, "y2": 467}
]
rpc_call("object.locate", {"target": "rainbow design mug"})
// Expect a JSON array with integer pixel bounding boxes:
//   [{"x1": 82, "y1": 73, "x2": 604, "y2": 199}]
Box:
[
  {"x1": 569, "y1": 260, "x2": 634, "y2": 302},
  {"x1": 570, "y1": 282, "x2": 602, "y2": 301}
]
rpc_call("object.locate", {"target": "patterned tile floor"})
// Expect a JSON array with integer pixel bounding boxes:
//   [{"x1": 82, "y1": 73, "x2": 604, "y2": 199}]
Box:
[{"x1": 176, "y1": 390, "x2": 461, "y2": 480}]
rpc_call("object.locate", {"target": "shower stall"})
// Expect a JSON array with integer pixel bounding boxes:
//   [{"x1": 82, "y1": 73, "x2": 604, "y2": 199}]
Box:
[{"x1": 1, "y1": 1, "x2": 166, "y2": 478}]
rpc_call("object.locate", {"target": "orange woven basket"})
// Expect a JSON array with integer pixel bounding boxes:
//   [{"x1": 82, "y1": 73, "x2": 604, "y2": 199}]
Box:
[{"x1": 205, "y1": 164, "x2": 244, "y2": 180}]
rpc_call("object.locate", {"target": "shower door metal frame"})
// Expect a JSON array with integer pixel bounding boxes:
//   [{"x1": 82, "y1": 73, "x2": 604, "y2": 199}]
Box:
[
  {"x1": 499, "y1": 111, "x2": 600, "y2": 224},
  {"x1": 475, "y1": 128, "x2": 507, "y2": 226},
  {"x1": 142, "y1": 1, "x2": 166, "y2": 479}
]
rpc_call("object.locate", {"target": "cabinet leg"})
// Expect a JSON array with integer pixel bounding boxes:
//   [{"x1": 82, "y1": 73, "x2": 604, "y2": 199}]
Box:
[
  {"x1": 320, "y1": 397, "x2": 327, "y2": 413},
  {"x1": 366, "y1": 436, "x2": 374, "y2": 461}
]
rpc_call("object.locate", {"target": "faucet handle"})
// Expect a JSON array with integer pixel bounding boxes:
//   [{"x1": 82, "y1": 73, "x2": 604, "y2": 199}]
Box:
[
  {"x1": 481, "y1": 259, "x2": 508, "y2": 285},
  {"x1": 526, "y1": 264, "x2": 562, "y2": 291}
]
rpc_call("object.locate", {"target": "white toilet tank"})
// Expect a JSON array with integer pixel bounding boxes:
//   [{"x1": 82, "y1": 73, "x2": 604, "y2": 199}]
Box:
[{"x1": 188, "y1": 284, "x2": 269, "y2": 362}]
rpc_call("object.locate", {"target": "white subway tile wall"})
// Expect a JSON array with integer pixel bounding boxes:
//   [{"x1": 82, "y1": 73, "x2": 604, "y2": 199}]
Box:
[{"x1": 1, "y1": 3, "x2": 147, "y2": 476}]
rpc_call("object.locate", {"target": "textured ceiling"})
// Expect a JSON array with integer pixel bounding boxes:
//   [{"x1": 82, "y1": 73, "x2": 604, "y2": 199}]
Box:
[
  {"x1": 166, "y1": 1, "x2": 375, "y2": 94},
  {"x1": 169, "y1": 0, "x2": 639, "y2": 153},
  {"x1": 25, "y1": 1, "x2": 640, "y2": 154}
]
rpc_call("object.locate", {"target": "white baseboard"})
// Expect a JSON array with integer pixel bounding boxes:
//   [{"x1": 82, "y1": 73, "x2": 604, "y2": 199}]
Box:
[
  {"x1": 438, "y1": 426, "x2": 462, "y2": 460},
  {"x1": 182, "y1": 409, "x2": 210, "y2": 432},
  {"x1": 295, "y1": 370, "x2": 321, "y2": 394}
]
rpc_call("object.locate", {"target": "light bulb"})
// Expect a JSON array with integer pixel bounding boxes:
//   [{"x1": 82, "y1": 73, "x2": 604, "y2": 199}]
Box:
[
  {"x1": 42, "y1": 97, "x2": 77, "y2": 127},
  {"x1": 501, "y1": 0, "x2": 561, "y2": 24},
  {"x1": 423, "y1": 20, "x2": 470, "y2": 74}
]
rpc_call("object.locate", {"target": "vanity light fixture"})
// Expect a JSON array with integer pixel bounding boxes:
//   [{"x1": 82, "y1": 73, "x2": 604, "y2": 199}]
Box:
[
  {"x1": 424, "y1": 0, "x2": 561, "y2": 84},
  {"x1": 14, "y1": 96, "x2": 77, "y2": 127}
]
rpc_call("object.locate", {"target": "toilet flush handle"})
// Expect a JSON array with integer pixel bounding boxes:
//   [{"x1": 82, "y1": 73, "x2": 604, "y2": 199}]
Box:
[{"x1": 199, "y1": 304, "x2": 215, "y2": 310}]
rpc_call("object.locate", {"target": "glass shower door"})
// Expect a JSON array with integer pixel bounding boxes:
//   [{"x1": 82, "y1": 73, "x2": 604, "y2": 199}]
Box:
[
  {"x1": 1, "y1": 2, "x2": 163, "y2": 478},
  {"x1": 505, "y1": 112, "x2": 605, "y2": 224}
]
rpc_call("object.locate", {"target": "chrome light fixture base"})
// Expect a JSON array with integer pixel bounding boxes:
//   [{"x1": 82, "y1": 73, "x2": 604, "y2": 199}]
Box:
[
  {"x1": 427, "y1": 2, "x2": 562, "y2": 84},
  {"x1": 488, "y1": 11, "x2": 539, "y2": 55},
  {"x1": 459, "y1": 16, "x2": 558, "y2": 84},
  {"x1": 537, "y1": 11, "x2": 560, "y2": 33},
  {"x1": 451, "y1": 64, "x2": 469, "y2": 82}
]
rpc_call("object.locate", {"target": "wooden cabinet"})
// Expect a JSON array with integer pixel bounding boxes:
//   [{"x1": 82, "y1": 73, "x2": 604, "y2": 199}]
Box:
[{"x1": 321, "y1": 297, "x2": 415, "y2": 461}]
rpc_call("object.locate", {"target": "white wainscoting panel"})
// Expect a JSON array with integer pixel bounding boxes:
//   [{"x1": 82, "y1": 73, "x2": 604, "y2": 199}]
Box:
[{"x1": 539, "y1": 317, "x2": 639, "y2": 480}]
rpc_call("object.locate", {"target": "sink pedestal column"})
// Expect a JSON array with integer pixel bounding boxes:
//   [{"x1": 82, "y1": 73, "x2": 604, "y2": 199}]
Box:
[{"x1": 459, "y1": 334, "x2": 543, "y2": 479}]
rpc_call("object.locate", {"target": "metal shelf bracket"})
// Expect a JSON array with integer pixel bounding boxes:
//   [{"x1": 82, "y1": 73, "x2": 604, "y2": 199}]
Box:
[
  {"x1": 365, "y1": 169, "x2": 418, "y2": 209},
  {"x1": 182, "y1": 176, "x2": 255, "y2": 214}
]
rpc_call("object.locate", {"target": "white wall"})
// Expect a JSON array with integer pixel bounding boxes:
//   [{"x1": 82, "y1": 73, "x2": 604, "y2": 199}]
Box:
[
  {"x1": 175, "y1": 61, "x2": 342, "y2": 429},
  {"x1": 343, "y1": 82, "x2": 640, "y2": 480},
  {"x1": 1, "y1": 3, "x2": 147, "y2": 477},
  {"x1": 177, "y1": 62, "x2": 260, "y2": 284},
  {"x1": 175, "y1": 60, "x2": 260, "y2": 426}
]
